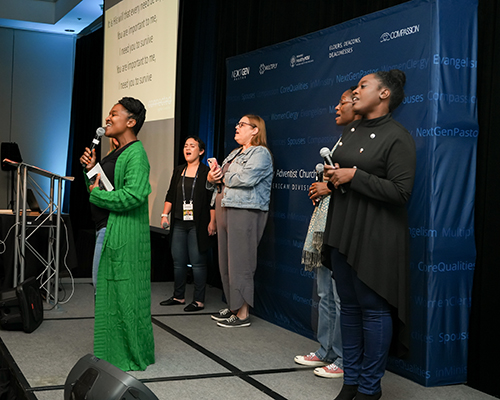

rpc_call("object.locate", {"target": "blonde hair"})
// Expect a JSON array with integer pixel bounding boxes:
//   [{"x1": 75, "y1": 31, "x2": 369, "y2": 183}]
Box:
[{"x1": 245, "y1": 114, "x2": 268, "y2": 147}]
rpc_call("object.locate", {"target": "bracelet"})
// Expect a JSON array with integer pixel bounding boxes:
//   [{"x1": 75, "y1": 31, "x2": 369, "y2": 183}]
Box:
[{"x1": 161, "y1": 213, "x2": 169, "y2": 218}]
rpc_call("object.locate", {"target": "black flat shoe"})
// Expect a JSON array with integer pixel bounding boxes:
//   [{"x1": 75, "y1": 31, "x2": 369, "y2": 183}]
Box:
[
  {"x1": 354, "y1": 391, "x2": 381, "y2": 400},
  {"x1": 335, "y1": 384, "x2": 359, "y2": 400},
  {"x1": 184, "y1": 301, "x2": 205, "y2": 312},
  {"x1": 160, "y1": 297, "x2": 185, "y2": 306}
]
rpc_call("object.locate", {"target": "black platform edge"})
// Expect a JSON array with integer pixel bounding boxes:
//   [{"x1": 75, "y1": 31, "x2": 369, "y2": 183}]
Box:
[{"x1": 0, "y1": 336, "x2": 38, "y2": 399}]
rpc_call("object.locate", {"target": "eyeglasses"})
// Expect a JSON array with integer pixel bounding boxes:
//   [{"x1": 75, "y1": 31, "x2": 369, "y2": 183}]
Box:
[{"x1": 235, "y1": 121, "x2": 256, "y2": 129}]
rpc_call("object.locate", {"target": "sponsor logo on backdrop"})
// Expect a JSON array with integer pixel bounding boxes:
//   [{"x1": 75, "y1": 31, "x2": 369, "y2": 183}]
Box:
[
  {"x1": 380, "y1": 24, "x2": 420, "y2": 42},
  {"x1": 381, "y1": 57, "x2": 429, "y2": 71},
  {"x1": 280, "y1": 82, "x2": 309, "y2": 94},
  {"x1": 435, "y1": 365, "x2": 467, "y2": 379},
  {"x1": 231, "y1": 66, "x2": 250, "y2": 81},
  {"x1": 427, "y1": 91, "x2": 477, "y2": 104},
  {"x1": 259, "y1": 62, "x2": 278, "y2": 75},
  {"x1": 402, "y1": 93, "x2": 424, "y2": 105},
  {"x1": 290, "y1": 53, "x2": 314, "y2": 68},
  {"x1": 269, "y1": 136, "x2": 338, "y2": 147},
  {"x1": 433, "y1": 54, "x2": 478, "y2": 70},
  {"x1": 336, "y1": 68, "x2": 379, "y2": 83},
  {"x1": 293, "y1": 293, "x2": 319, "y2": 308},
  {"x1": 412, "y1": 295, "x2": 472, "y2": 308},
  {"x1": 387, "y1": 358, "x2": 431, "y2": 380},
  {"x1": 416, "y1": 261, "x2": 475, "y2": 273},
  {"x1": 270, "y1": 209, "x2": 311, "y2": 222},
  {"x1": 328, "y1": 37, "x2": 361, "y2": 59},
  {"x1": 439, "y1": 331, "x2": 469, "y2": 344},
  {"x1": 409, "y1": 226, "x2": 438, "y2": 238},
  {"x1": 414, "y1": 126, "x2": 478, "y2": 138},
  {"x1": 311, "y1": 77, "x2": 335, "y2": 88},
  {"x1": 269, "y1": 107, "x2": 328, "y2": 122}
]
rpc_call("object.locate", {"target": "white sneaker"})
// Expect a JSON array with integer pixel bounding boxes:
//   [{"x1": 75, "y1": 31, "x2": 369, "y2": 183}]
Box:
[{"x1": 314, "y1": 363, "x2": 344, "y2": 378}]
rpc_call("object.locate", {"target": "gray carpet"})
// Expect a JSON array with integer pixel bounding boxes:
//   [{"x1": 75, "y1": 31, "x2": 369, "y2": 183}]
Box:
[{"x1": 0, "y1": 282, "x2": 495, "y2": 400}]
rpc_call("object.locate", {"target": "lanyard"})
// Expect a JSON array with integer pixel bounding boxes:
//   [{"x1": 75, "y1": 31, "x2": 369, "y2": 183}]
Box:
[{"x1": 182, "y1": 164, "x2": 199, "y2": 203}]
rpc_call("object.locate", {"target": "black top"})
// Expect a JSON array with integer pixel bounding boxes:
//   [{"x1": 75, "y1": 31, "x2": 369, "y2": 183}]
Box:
[
  {"x1": 165, "y1": 163, "x2": 215, "y2": 252},
  {"x1": 91, "y1": 141, "x2": 136, "y2": 231},
  {"x1": 324, "y1": 113, "x2": 416, "y2": 352}
]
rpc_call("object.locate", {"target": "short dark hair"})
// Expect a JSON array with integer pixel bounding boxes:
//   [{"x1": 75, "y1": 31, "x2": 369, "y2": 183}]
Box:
[
  {"x1": 118, "y1": 97, "x2": 146, "y2": 135},
  {"x1": 185, "y1": 136, "x2": 206, "y2": 160},
  {"x1": 374, "y1": 69, "x2": 406, "y2": 112}
]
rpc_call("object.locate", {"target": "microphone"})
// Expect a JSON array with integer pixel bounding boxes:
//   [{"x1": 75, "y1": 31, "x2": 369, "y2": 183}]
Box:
[
  {"x1": 315, "y1": 163, "x2": 324, "y2": 182},
  {"x1": 319, "y1": 147, "x2": 333, "y2": 166},
  {"x1": 319, "y1": 147, "x2": 346, "y2": 194},
  {"x1": 90, "y1": 127, "x2": 106, "y2": 151},
  {"x1": 81, "y1": 127, "x2": 105, "y2": 167}
]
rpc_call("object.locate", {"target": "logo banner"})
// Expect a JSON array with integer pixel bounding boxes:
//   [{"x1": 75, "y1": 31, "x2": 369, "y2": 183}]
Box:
[{"x1": 224, "y1": 0, "x2": 477, "y2": 386}]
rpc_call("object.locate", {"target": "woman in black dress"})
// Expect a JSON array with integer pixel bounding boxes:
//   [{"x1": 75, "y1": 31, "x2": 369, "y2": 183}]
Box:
[{"x1": 324, "y1": 70, "x2": 416, "y2": 400}]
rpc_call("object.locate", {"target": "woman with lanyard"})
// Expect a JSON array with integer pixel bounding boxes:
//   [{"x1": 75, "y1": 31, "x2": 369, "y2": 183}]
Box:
[{"x1": 160, "y1": 136, "x2": 216, "y2": 312}]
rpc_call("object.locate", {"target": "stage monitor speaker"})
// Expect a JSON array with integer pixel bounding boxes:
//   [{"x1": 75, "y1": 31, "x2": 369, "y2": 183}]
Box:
[
  {"x1": 0, "y1": 277, "x2": 43, "y2": 333},
  {"x1": 1, "y1": 142, "x2": 22, "y2": 171},
  {"x1": 64, "y1": 354, "x2": 159, "y2": 400}
]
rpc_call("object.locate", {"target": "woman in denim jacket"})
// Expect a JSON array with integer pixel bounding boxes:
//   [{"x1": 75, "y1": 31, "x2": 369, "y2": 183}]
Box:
[{"x1": 207, "y1": 114, "x2": 273, "y2": 328}]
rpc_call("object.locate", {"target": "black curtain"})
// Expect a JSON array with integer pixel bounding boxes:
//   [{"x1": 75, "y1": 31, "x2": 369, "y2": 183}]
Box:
[
  {"x1": 468, "y1": 0, "x2": 500, "y2": 397},
  {"x1": 65, "y1": 28, "x2": 104, "y2": 277}
]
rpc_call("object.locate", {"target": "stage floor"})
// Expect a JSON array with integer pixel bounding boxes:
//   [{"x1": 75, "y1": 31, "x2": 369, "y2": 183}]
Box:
[{"x1": 0, "y1": 282, "x2": 495, "y2": 400}]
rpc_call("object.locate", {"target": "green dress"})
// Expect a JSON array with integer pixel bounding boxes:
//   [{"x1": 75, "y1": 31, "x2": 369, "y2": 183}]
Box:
[{"x1": 86, "y1": 141, "x2": 155, "y2": 371}]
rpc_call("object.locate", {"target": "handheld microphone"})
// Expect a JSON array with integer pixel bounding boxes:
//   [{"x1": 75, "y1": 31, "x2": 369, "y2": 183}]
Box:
[
  {"x1": 90, "y1": 127, "x2": 106, "y2": 151},
  {"x1": 319, "y1": 147, "x2": 346, "y2": 194},
  {"x1": 315, "y1": 163, "x2": 324, "y2": 182},
  {"x1": 319, "y1": 147, "x2": 333, "y2": 165},
  {"x1": 81, "y1": 127, "x2": 105, "y2": 167}
]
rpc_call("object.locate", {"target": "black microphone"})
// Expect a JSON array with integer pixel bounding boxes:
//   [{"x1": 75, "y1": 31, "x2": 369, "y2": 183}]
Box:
[
  {"x1": 82, "y1": 127, "x2": 105, "y2": 167},
  {"x1": 319, "y1": 147, "x2": 346, "y2": 194},
  {"x1": 315, "y1": 163, "x2": 324, "y2": 182}
]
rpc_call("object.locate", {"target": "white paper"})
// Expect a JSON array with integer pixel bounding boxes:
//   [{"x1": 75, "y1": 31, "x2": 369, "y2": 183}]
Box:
[{"x1": 86, "y1": 163, "x2": 114, "y2": 191}]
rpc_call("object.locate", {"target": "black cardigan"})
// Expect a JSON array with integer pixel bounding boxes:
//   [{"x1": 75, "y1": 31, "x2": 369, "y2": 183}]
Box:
[{"x1": 165, "y1": 163, "x2": 215, "y2": 253}]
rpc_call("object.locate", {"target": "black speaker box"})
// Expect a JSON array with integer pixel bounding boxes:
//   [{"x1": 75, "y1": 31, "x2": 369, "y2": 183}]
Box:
[
  {"x1": 64, "y1": 354, "x2": 159, "y2": 400},
  {"x1": 0, "y1": 277, "x2": 43, "y2": 333},
  {"x1": 1, "y1": 142, "x2": 22, "y2": 171}
]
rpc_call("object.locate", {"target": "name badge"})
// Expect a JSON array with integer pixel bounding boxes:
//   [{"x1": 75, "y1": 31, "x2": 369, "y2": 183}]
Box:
[{"x1": 183, "y1": 201, "x2": 194, "y2": 221}]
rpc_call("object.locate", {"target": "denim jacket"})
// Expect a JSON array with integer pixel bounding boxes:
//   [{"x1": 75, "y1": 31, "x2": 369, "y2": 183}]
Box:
[{"x1": 208, "y1": 146, "x2": 273, "y2": 211}]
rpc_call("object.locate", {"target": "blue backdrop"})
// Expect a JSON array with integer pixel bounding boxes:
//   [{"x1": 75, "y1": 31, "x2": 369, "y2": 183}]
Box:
[{"x1": 224, "y1": 0, "x2": 477, "y2": 386}]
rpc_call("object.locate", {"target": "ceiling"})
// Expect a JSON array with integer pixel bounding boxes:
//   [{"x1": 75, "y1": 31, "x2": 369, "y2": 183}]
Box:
[{"x1": 0, "y1": 0, "x2": 103, "y2": 36}]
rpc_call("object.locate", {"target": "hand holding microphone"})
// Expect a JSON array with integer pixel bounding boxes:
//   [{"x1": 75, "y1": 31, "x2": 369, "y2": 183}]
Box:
[
  {"x1": 320, "y1": 147, "x2": 346, "y2": 194},
  {"x1": 315, "y1": 163, "x2": 324, "y2": 182},
  {"x1": 80, "y1": 127, "x2": 106, "y2": 168}
]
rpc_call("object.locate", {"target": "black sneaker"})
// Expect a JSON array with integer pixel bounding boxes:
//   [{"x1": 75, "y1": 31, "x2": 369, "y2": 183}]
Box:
[
  {"x1": 217, "y1": 314, "x2": 251, "y2": 328},
  {"x1": 211, "y1": 308, "x2": 234, "y2": 322}
]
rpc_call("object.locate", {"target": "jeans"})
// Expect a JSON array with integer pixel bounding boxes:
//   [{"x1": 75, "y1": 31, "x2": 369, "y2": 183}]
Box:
[
  {"x1": 315, "y1": 265, "x2": 343, "y2": 367},
  {"x1": 330, "y1": 247, "x2": 392, "y2": 395},
  {"x1": 171, "y1": 219, "x2": 207, "y2": 303},
  {"x1": 92, "y1": 227, "x2": 106, "y2": 288}
]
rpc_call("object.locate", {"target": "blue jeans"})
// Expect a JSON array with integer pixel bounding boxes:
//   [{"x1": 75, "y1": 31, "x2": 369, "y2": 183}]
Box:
[
  {"x1": 315, "y1": 265, "x2": 343, "y2": 367},
  {"x1": 170, "y1": 219, "x2": 207, "y2": 303},
  {"x1": 330, "y1": 247, "x2": 392, "y2": 395},
  {"x1": 92, "y1": 227, "x2": 106, "y2": 288}
]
